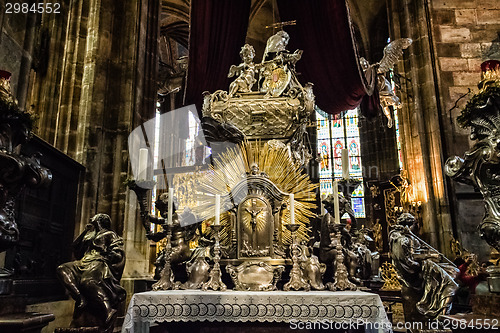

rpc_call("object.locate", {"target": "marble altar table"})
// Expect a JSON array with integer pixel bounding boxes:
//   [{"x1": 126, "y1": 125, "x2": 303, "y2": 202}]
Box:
[{"x1": 122, "y1": 290, "x2": 391, "y2": 333}]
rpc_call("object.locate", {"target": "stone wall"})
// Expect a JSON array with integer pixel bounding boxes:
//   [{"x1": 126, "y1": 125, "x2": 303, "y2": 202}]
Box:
[
  {"x1": 0, "y1": 0, "x2": 160, "y2": 328},
  {"x1": 388, "y1": 0, "x2": 455, "y2": 255},
  {"x1": 430, "y1": 0, "x2": 500, "y2": 260},
  {"x1": 0, "y1": 7, "x2": 37, "y2": 108},
  {"x1": 386, "y1": 0, "x2": 499, "y2": 259},
  {"x1": 432, "y1": 0, "x2": 500, "y2": 156},
  {"x1": 23, "y1": 0, "x2": 159, "y2": 275}
]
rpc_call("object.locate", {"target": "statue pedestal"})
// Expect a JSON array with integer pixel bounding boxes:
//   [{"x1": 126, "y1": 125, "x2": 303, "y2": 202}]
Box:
[
  {"x1": 0, "y1": 295, "x2": 54, "y2": 333},
  {"x1": 0, "y1": 278, "x2": 13, "y2": 295},
  {"x1": 471, "y1": 294, "x2": 500, "y2": 317}
]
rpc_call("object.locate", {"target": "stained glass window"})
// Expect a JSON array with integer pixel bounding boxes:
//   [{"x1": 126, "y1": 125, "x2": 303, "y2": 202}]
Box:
[
  {"x1": 316, "y1": 108, "x2": 365, "y2": 218},
  {"x1": 389, "y1": 69, "x2": 404, "y2": 170}
]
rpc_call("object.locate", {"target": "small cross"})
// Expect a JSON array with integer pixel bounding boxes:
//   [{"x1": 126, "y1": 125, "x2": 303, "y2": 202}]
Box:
[{"x1": 265, "y1": 20, "x2": 297, "y2": 29}]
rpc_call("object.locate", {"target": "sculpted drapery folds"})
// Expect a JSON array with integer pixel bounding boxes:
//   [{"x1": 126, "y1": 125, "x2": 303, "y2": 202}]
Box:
[
  {"x1": 57, "y1": 213, "x2": 126, "y2": 333},
  {"x1": 389, "y1": 213, "x2": 458, "y2": 321}
]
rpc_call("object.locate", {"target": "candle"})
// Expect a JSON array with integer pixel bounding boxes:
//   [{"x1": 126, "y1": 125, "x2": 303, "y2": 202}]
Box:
[
  {"x1": 341, "y1": 148, "x2": 349, "y2": 180},
  {"x1": 168, "y1": 187, "x2": 173, "y2": 225},
  {"x1": 138, "y1": 148, "x2": 148, "y2": 180},
  {"x1": 333, "y1": 181, "x2": 340, "y2": 224},
  {"x1": 289, "y1": 193, "x2": 295, "y2": 224},
  {"x1": 215, "y1": 194, "x2": 220, "y2": 225}
]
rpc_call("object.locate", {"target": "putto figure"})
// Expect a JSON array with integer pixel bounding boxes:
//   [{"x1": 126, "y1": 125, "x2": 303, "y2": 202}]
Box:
[
  {"x1": 57, "y1": 213, "x2": 126, "y2": 333},
  {"x1": 228, "y1": 44, "x2": 261, "y2": 97}
]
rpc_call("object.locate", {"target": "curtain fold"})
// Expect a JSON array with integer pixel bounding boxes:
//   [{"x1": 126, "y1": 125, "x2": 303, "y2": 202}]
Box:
[
  {"x1": 277, "y1": 0, "x2": 376, "y2": 116},
  {"x1": 184, "y1": 0, "x2": 251, "y2": 115}
]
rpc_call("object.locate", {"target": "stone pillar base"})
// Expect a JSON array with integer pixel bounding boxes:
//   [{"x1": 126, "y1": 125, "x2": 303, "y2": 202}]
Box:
[
  {"x1": 471, "y1": 294, "x2": 500, "y2": 317},
  {"x1": 54, "y1": 328, "x2": 100, "y2": 332}
]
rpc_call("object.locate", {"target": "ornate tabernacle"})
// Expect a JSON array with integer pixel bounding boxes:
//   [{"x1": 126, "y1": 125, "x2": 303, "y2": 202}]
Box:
[
  {"x1": 129, "y1": 31, "x2": 381, "y2": 294},
  {"x1": 445, "y1": 59, "x2": 500, "y2": 292},
  {"x1": 190, "y1": 140, "x2": 318, "y2": 274}
]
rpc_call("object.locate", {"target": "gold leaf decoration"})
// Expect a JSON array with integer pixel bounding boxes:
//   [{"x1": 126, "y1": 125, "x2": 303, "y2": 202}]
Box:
[{"x1": 192, "y1": 140, "x2": 317, "y2": 246}]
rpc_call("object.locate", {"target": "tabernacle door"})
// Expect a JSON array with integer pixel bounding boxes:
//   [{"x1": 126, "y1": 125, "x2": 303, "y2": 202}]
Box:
[{"x1": 237, "y1": 195, "x2": 273, "y2": 259}]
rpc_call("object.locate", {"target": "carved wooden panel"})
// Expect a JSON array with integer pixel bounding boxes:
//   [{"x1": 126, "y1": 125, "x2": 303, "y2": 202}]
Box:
[{"x1": 4, "y1": 136, "x2": 84, "y2": 302}]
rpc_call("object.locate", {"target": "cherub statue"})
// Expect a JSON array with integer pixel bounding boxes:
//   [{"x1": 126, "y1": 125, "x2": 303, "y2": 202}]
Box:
[
  {"x1": 360, "y1": 38, "x2": 412, "y2": 128},
  {"x1": 228, "y1": 44, "x2": 261, "y2": 97}
]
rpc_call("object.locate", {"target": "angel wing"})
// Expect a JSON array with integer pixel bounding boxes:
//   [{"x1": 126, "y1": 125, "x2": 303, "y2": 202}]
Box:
[{"x1": 377, "y1": 38, "x2": 412, "y2": 73}]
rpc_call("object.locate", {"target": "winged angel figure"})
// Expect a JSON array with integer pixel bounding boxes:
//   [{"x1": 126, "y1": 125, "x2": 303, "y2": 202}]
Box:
[{"x1": 360, "y1": 38, "x2": 412, "y2": 127}]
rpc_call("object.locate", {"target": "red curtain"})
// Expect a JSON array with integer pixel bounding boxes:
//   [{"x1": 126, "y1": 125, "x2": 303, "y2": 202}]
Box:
[
  {"x1": 184, "y1": 0, "x2": 251, "y2": 114},
  {"x1": 277, "y1": 0, "x2": 377, "y2": 116}
]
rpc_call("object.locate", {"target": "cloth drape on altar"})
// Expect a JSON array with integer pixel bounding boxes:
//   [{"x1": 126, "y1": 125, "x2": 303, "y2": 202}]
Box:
[{"x1": 122, "y1": 290, "x2": 391, "y2": 333}]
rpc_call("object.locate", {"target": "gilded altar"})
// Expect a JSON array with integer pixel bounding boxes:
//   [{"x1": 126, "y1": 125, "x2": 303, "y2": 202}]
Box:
[{"x1": 130, "y1": 31, "x2": 371, "y2": 293}]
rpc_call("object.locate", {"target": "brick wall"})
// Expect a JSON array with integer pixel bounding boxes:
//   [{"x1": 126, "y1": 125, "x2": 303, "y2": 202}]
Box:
[
  {"x1": 432, "y1": 0, "x2": 500, "y2": 154},
  {"x1": 430, "y1": 0, "x2": 500, "y2": 260}
]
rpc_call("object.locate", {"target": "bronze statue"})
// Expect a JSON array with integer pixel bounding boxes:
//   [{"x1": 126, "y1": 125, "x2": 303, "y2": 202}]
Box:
[
  {"x1": 0, "y1": 71, "x2": 51, "y2": 255},
  {"x1": 318, "y1": 193, "x2": 355, "y2": 263},
  {"x1": 144, "y1": 192, "x2": 196, "y2": 278},
  {"x1": 351, "y1": 228, "x2": 380, "y2": 280},
  {"x1": 56, "y1": 214, "x2": 126, "y2": 333},
  {"x1": 389, "y1": 213, "x2": 458, "y2": 321},
  {"x1": 445, "y1": 61, "x2": 500, "y2": 255},
  {"x1": 145, "y1": 192, "x2": 198, "y2": 290},
  {"x1": 297, "y1": 243, "x2": 326, "y2": 290},
  {"x1": 181, "y1": 256, "x2": 210, "y2": 290}
]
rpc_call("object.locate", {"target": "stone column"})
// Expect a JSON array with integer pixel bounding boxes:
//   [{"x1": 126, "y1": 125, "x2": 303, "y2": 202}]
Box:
[
  {"x1": 387, "y1": 0, "x2": 455, "y2": 255},
  {"x1": 25, "y1": 0, "x2": 160, "y2": 279}
]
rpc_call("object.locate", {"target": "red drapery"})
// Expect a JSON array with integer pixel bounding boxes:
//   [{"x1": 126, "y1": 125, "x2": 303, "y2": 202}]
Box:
[
  {"x1": 277, "y1": 0, "x2": 377, "y2": 116},
  {"x1": 184, "y1": 0, "x2": 251, "y2": 114}
]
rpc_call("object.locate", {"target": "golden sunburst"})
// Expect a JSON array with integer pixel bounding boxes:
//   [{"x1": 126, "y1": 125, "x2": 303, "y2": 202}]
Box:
[{"x1": 192, "y1": 140, "x2": 317, "y2": 246}]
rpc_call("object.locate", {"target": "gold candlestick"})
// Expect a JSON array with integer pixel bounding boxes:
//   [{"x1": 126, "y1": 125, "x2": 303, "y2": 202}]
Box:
[
  {"x1": 202, "y1": 224, "x2": 227, "y2": 291},
  {"x1": 283, "y1": 223, "x2": 310, "y2": 291},
  {"x1": 152, "y1": 225, "x2": 179, "y2": 290}
]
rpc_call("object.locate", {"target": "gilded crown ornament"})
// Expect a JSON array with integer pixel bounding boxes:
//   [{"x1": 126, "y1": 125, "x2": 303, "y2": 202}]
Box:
[
  {"x1": 479, "y1": 59, "x2": 500, "y2": 91},
  {"x1": 0, "y1": 70, "x2": 16, "y2": 104}
]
